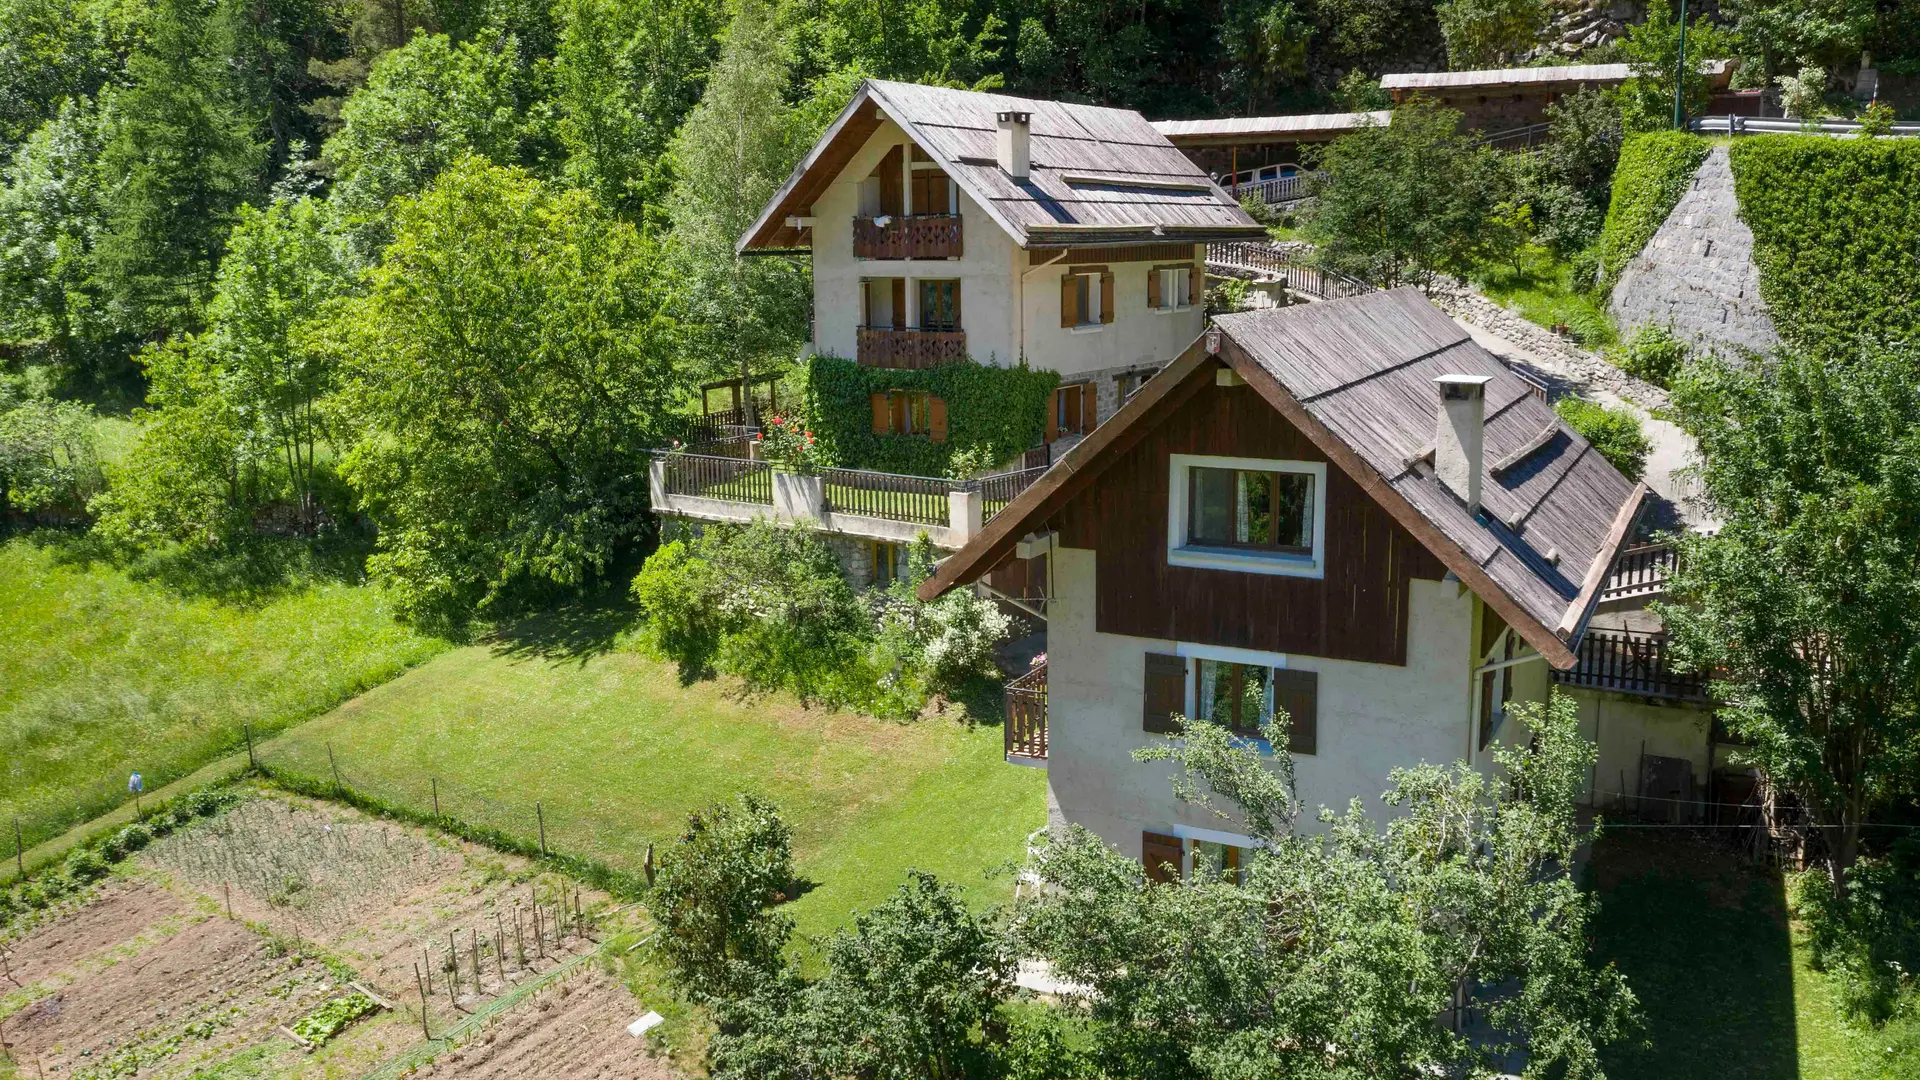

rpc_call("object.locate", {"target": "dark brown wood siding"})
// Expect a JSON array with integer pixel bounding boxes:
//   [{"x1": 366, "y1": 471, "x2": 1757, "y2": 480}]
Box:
[{"x1": 1056, "y1": 369, "x2": 1447, "y2": 666}]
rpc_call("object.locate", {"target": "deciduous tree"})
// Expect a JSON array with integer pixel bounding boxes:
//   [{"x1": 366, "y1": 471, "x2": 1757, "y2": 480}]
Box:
[{"x1": 1662, "y1": 346, "x2": 1920, "y2": 898}]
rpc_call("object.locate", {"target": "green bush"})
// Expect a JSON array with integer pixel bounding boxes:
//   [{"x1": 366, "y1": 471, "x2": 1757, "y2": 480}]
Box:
[
  {"x1": 1792, "y1": 837, "x2": 1920, "y2": 1025},
  {"x1": 652, "y1": 793, "x2": 795, "y2": 1002},
  {"x1": 1610, "y1": 324, "x2": 1691, "y2": 387},
  {"x1": 1555, "y1": 397, "x2": 1650, "y2": 480},
  {"x1": 1594, "y1": 131, "x2": 1711, "y2": 294},
  {"x1": 804, "y1": 355, "x2": 1056, "y2": 477},
  {"x1": 1729, "y1": 134, "x2": 1920, "y2": 356}
]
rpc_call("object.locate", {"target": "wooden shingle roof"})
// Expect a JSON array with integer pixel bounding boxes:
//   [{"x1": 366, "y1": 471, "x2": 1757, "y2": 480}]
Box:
[
  {"x1": 739, "y1": 80, "x2": 1266, "y2": 253},
  {"x1": 920, "y1": 289, "x2": 1645, "y2": 667}
]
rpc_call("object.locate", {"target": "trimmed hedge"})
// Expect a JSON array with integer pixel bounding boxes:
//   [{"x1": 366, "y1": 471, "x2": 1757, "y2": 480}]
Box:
[
  {"x1": 804, "y1": 355, "x2": 1056, "y2": 476},
  {"x1": 1729, "y1": 134, "x2": 1920, "y2": 356},
  {"x1": 1595, "y1": 131, "x2": 1711, "y2": 295}
]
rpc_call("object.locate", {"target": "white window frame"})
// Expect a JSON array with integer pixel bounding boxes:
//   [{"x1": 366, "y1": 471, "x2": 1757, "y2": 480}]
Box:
[
  {"x1": 1153, "y1": 266, "x2": 1193, "y2": 314},
  {"x1": 1175, "y1": 640, "x2": 1290, "y2": 755},
  {"x1": 1167, "y1": 453, "x2": 1327, "y2": 578},
  {"x1": 1071, "y1": 271, "x2": 1103, "y2": 331}
]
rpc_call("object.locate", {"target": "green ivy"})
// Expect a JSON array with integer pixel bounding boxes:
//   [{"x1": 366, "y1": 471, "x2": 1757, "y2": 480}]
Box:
[
  {"x1": 1729, "y1": 135, "x2": 1920, "y2": 356},
  {"x1": 802, "y1": 355, "x2": 1057, "y2": 477},
  {"x1": 1595, "y1": 131, "x2": 1711, "y2": 295}
]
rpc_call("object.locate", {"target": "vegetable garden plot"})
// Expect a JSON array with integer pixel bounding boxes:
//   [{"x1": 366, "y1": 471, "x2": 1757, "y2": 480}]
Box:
[{"x1": 1, "y1": 792, "x2": 669, "y2": 1079}]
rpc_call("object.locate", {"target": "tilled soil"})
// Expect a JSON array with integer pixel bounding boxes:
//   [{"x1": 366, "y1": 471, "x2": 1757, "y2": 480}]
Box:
[
  {"x1": 412, "y1": 971, "x2": 674, "y2": 1080},
  {"x1": 1, "y1": 793, "x2": 673, "y2": 1080}
]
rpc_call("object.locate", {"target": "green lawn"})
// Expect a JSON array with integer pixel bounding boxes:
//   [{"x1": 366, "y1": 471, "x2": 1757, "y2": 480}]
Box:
[
  {"x1": 0, "y1": 537, "x2": 446, "y2": 855},
  {"x1": 1470, "y1": 244, "x2": 1617, "y2": 348},
  {"x1": 1591, "y1": 828, "x2": 1918, "y2": 1079},
  {"x1": 253, "y1": 608, "x2": 1047, "y2": 944}
]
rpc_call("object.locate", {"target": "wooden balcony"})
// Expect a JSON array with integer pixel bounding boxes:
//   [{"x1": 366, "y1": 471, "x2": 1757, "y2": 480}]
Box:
[
  {"x1": 1555, "y1": 628, "x2": 1710, "y2": 702},
  {"x1": 1005, "y1": 662, "x2": 1047, "y2": 764},
  {"x1": 852, "y1": 214, "x2": 963, "y2": 260},
  {"x1": 856, "y1": 327, "x2": 967, "y2": 369}
]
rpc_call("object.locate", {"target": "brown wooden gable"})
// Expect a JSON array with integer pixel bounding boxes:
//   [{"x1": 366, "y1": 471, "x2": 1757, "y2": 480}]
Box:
[{"x1": 1051, "y1": 367, "x2": 1447, "y2": 666}]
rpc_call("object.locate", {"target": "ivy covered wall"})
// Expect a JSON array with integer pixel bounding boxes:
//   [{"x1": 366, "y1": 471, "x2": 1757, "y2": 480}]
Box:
[
  {"x1": 803, "y1": 355, "x2": 1057, "y2": 477},
  {"x1": 1729, "y1": 135, "x2": 1920, "y2": 356}
]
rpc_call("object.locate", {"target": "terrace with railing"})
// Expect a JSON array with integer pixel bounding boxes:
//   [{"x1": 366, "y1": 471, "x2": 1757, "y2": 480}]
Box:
[
  {"x1": 1207, "y1": 241, "x2": 1375, "y2": 302},
  {"x1": 649, "y1": 450, "x2": 1046, "y2": 549},
  {"x1": 852, "y1": 214, "x2": 964, "y2": 259},
  {"x1": 1555, "y1": 628, "x2": 1710, "y2": 702}
]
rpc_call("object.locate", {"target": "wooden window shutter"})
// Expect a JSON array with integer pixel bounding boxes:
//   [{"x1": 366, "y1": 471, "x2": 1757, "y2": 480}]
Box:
[
  {"x1": 1189, "y1": 265, "x2": 1204, "y2": 307},
  {"x1": 1060, "y1": 273, "x2": 1077, "y2": 328},
  {"x1": 1273, "y1": 669, "x2": 1318, "y2": 755},
  {"x1": 1044, "y1": 389, "x2": 1059, "y2": 443},
  {"x1": 928, "y1": 396, "x2": 948, "y2": 442},
  {"x1": 1080, "y1": 383, "x2": 1097, "y2": 432},
  {"x1": 1100, "y1": 271, "x2": 1115, "y2": 323},
  {"x1": 877, "y1": 145, "x2": 903, "y2": 216},
  {"x1": 890, "y1": 279, "x2": 906, "y2": 329},
  {"x1": 1142, "y1": 652, "x2": 1187, "y2": 733},
  {"x1": 1142, "y1": 831, "x2": 1183, "y2": 884},
  {"x1": 1147, "y1": 267, "x2": 1162, "y2": 309},
  {"x1": 890, "y1": 392, "x2": 907, "y2": 435},
  {"x1": 870, "y1": 393, "x2": 889, "y2": 435},
  {"x1": 951, "y1": 279, "x2": 962, "y2": 330}
]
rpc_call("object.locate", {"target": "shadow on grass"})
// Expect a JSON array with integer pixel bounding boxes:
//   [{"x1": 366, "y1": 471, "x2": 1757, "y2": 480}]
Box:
[
  {"x1": 483, "y1": 586, "x2": 641, "y2": 665},
  {"x1": 1591, "y1": 828, "x2": 1799, "y2": 1080},
  {"x1": 21, "y1": 525, "x2": 376, "y2": 607}
]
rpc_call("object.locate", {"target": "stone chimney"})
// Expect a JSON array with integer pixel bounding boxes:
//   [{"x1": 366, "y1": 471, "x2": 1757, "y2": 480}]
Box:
[
  {"x1": 996, "y1": 110, "x2": 1031, "y2": 181},
  {"x1": 1433, "y1": 374, "x2": 1492, "y2": 514}
]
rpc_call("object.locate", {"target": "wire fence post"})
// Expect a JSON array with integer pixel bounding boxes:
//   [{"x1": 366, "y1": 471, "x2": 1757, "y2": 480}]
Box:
[
  {"x1": 431, "y1": 777, "x2": 440, "y2": 818},
  {"x1": 244, "y1": 724, "x2": 255, "y2": 770},
  {"x1": 536, "y1": 802, "x2": 547, "y2": 857},
  {"x1": 327, "y1": 743, "x2": 342, "y2": 793},
  {"x1": 13, "y1": 816, "x2": 22, "y2": 879}
]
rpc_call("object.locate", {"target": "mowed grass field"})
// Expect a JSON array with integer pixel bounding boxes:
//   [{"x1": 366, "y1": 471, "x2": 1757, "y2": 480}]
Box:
[
  {"x1": 257, "y1": 618, "x2": 1048, "y2": 944},
  {"x1": 0, "y1": 537, "x2": 447, "y2": 855},
  {"x1": 1591, "y1": 829, "x2": 1920, "y2": 1080}
]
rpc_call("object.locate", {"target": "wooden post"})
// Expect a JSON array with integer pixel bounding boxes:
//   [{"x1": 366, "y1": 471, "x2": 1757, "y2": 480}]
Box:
[
  {"x1": 328, "y1": 743, "x2": 342, "y2": 792},
  {"x1": 644, "y1": 842, "x2": 655, "y2": 887},
  {"x1": 448, "y1": 932, "x2": 459, "y2": 999},
  {"x1": 536, "y1": 802, "x2": 547, "y2": 857},
  {"x1": 514, "y1": 905, "x2": 525, "y2": 966},
  {"x1": 431, "y1": 778, "x2": 440, "y2": 818},
  {"x1": 495, "y1": 922, "x2": 506, "y2": 982},
  {"x1": 470, "y1": 929, "x2": 480, "y2": 990},
  {"x1": 415, "y1": 963, "x2": 431, "y2": 1039},
  {"x1": 225, "y1": 881, "x2": 233, "y2": 919},
  {"x1": 423, "y1": 945, "x2": 433, "y2": 994},
  {"x1": 13, "y1": 817, "x2": 22, "y2": 879},
  {"x1": 244, "y1": 724, "x2": 256, "y2": 770}
]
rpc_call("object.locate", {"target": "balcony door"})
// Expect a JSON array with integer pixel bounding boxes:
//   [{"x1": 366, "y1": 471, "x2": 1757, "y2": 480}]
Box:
[
  {"x1": 862, "y1": 278, "x2": 906, "y2": 330},
  {"x1": 918, "y1": 279, "x2": 960, "y2": 331}
]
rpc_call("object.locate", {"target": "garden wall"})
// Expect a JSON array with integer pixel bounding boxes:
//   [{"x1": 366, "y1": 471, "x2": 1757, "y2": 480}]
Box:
[{"x1": 1609, "y1": 146, "x2": 1780, "y2": 357}]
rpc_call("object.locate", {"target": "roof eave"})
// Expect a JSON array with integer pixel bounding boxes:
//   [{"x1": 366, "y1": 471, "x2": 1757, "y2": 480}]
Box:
[{"x1": 737, "y1": 83, "x2": 878, "y2": 255}]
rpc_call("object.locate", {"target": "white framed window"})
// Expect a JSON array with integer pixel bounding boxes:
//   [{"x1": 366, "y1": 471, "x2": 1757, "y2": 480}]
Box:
[
  {"x1": 1075, "y1": 272, "x2": 1102, "y2": 327},
  {"x1": 1167, "y1": 453, "x2": 1326, "y2": 578},
  {"x1": 1155, "y1": 266, "x2": 1193, "y2": 312}
]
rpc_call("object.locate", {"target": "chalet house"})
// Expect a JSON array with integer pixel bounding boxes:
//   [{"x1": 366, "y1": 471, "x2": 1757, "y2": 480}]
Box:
[
  {"x1": 1151, "y1": 111, "x2": 1390, "y2": 203},
  {"x1": 738, "y1": 79, "x2": 1266, "y2": 441},
  {"x1": 648, "y1": 82, "x2": 1268, "y2": 590},
  {"x1": 918, "y1": 290, "x2": 1710, "y2": 875}
]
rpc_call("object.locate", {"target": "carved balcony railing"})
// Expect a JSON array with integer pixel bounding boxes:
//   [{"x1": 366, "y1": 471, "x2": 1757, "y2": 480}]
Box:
[
  {"x1": 852, "y1": 214, "x2": 963, "y2": 259},
  {"x1": 856, "y1": 327, "x2": 967, "y2": 369}
]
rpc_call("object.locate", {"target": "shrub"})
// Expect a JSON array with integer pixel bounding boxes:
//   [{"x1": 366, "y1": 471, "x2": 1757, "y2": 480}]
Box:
[
  {"x1": 652, "y1": 793, "x2": 794, "y2": 1002},
  {"x1": 0, "y1": 376, "x2": 102, "y2": 515},
  {"x1": 804, "y1": 355, "x2": 1055, "y2": 476},
  {"x1": 1555, "y1": 397, "x2": 1650, "y2": 480},
  {"x1": 1792, "y1": 836, "x2": 1920, "y2": 1024},
  {"x1": 1610, "y1": 324, "x2": 1690, "y2": 387},
  {"x1": 915, "y1": 588, "x2": 1014, "y2": 697},
  {"x1": 1728, "y1": 134, "x2": 1920, "y2": 356},
  {"x1": 1594, "y1": 131, "x2": 1711, "y2": 294},
  {"x1": 631, "y1": 540, "x2": 727, "y2": 681}
]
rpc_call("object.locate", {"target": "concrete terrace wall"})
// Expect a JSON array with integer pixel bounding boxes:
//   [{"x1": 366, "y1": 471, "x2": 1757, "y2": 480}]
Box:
[{"x1": 1609, "y1": 146, "x2": 1780, "y2": 356}]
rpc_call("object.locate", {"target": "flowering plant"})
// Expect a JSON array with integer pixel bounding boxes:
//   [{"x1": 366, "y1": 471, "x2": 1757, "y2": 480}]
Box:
[{"x1": 757, "y1": 414, "x2": 819, "y2": 473}]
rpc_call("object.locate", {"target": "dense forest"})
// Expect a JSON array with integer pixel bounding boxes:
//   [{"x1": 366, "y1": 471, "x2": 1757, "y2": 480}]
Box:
[{"x1": 3, "y1": 0, "x2": 1920, "y2": 622}]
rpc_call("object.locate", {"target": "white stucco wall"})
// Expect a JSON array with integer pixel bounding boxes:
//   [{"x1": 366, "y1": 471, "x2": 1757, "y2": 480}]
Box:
[
  {"x1": 1043, "y1": 546, "x2": 1485, "y2": 859},
  {"x1": 807, "y1": 122, "x2": 1207, "y2": 381},
  {"x1": 1569, "y1": 687, "x2": 1715, "y2": 809}
]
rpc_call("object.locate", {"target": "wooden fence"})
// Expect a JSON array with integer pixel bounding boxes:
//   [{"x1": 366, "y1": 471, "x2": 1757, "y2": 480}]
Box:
[
  {"x1": 1600, "y1": 542, "x2": 1677, "y2": 603},
  {"x1": 974, "y1": 466, "x2": 1047, "y2": 520},
  {"x1": 1555, "y1": 628, "x2": 1709, "y2": 701}
]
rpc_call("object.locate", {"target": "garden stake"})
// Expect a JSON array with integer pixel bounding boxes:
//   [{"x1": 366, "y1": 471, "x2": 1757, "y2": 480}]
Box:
[
  {"x1": 423, "y1": 946, "x2": 433, "y2": 993},
  {"x1": 446, "y1": 946, "x2": 457, "y2": 1004},
  {"x1": 496, "y1": 925, "x2": 507, "y2": 982},
  {"x1": 415, "y1": 962, "x2": 431, "y2": 1039},
  {"x1": 536, "y1": 802, "x2": 547, "y2": 857},
  {"x1": 224, "y1": 881, "x2": 233, "y2": 919},
  {"x1": 471, "y1": 929, "x2": 481, "y2": 990},
  {"x1": 514, "y1": 906, "x2": 526, "y2": 966},
  {"x1": 328, "y1": 743, "x2": 341, "y2": 792}
]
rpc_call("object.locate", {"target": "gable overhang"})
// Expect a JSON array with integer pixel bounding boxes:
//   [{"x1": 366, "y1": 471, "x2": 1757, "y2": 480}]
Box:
[
  {"x1": 738, "y1": 81, "x2": 1034, "y2": 256},
  {"x1": 920, "y1": 324, "x2": 1648, "y2": 671}
]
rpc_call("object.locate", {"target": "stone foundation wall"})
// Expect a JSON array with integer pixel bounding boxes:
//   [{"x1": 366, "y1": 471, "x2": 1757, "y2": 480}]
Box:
[{"x1": 1609, "y1": 146, "x2": 1780, "y2": 357}]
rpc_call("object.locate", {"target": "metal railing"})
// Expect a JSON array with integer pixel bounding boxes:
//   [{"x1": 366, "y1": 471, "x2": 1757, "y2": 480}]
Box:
[
  {"x1": 820, "y1": 467, "x2": 954, "y2": 527},
  {"x1": 856, "y1": 326, "x2": 969, "y2": 369},
  {"x1": 852, "y1": 214, "x2": 964, "y2": 259},
  {"x1": 1004, "y1": 662, "x2": 1048, "y2": 761},
  {"x1": 1555, "y1": 628, "x2": 1709, "y2": 701},
  {"x1": 682, "y1": 413, "x2": 760, "y2": 446},
  {"x1": 975, "y1": 466, "x2": 1047, "y2": 520},
  {"x1": 1207, "y1": 241, "x2": 1375, "y2": 301},
  {"x1": 1229, "y1": 172, "x2": 1321, "y2": 205},
  {"x1": 1601, "y1": 542, "x2": 1677, "y2": 603},
  {"x1": 1690, "y1": 114, "x2": 1920, "y2": 138},
  {"x1": 1477, "y1": 122, "x2": 1552, "y2": 153},
  {"x1": 656, "y1": 451, "x2": 773, "y2": 505}
]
